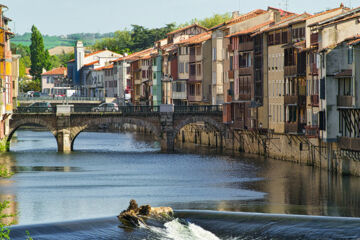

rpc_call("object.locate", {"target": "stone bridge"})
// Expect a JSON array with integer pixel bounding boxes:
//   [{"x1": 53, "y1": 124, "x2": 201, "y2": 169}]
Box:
[{"x1": 7, "y1": 106, "x2": 225, "y2": 152}]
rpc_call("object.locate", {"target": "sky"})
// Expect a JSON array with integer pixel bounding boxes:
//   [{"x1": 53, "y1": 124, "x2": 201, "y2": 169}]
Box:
[{"x1": 0, "y1": 0, "x2": 353, "y2": 35}]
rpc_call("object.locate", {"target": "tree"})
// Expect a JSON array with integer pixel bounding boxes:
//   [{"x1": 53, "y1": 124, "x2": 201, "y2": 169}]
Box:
[
  {"x1": 19, "y1": 80, "x2": 41, "y2": 93},
  {"x1": 43, "y1": 49, "x2": 52, "y2": 71},
  {"x1": 29, "y1": 25, "x2": 45, "y2": 80}
]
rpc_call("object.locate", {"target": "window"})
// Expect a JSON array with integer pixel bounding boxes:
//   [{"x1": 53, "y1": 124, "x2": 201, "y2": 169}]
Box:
[
  {"x1": 348, "y1": 47, "x2": 354, "y2": 64},
  {"x1": 212, "y1": 48, "x2": 217, "y2": 61},
  {"x1": 196, "y1": 46, "x2": 201, "y2": 55},
  {"x1": 189, "y1": 84, "x2": 195, "y2": 96},
  {"x1": 185, "y1": 62, "x2": 189, "y2": 73},
  {"x1": 179, "y1": 62, "x2": 185, "y2": 73},
  {"x1": 239, "y1": 52, "x2": 252, "y2": 68},
  {"x1": 195, "y1": 83, "x2": 201, "y2": 96},
  {"x1": 230, "y1": 56, "x2": 233, "y2": 70},
  {"x1": 196, "y1": 64, "x2": 201, "y2": 76},
  {"x1": 275, "y1": 32, "x2": 281, "y2": 45},
  {"x1": 282, "y1": 30, "x2": 288, "y2": 44},
  {"x1": 190, "y1": 64, "x2": 196, "y2": 75}
]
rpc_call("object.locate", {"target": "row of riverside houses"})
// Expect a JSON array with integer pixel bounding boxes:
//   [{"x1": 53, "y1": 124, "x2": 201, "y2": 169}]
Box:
[
  {"x1": 53, "y1": 4, "x2": 360, "y2": 149},
  {"x1": 0, "y1": 4, "x2": 20, "y2": 149}
]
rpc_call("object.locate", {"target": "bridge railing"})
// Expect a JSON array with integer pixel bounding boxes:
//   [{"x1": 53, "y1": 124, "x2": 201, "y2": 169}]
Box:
[
  {"x1": 17, "y1": 96, "x2": 104, "y2": 102},
  {"x1": 74, "y1": 105, "x2": 160, "y2": 114},
  {"x1": 174, "y1": 105, "x2": 223, "y2": 113},
  {"x1": 14, "y1": 106, "x2": 57, "y2": 113}
]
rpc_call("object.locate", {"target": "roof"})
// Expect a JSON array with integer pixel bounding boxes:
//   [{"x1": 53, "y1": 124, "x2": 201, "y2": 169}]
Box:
[
  {"x1": 309, "y1": 6, "x2": 360, "y2": 28},
  {"x1": 95, "y1": 64, "x2": 114, "y2": 71},
  {"x1": 225, "y1": 20, "x2": 274, "y2": 38},
  {"x1": 68, "y1": 49, "x2": 119, "y2": 63},
  {"x1": 112, "y1": 48, "x2": 155, "y2": 63},
  {"x1": 346, "y1": 35, "x2": 360, "y2": 45},
  {"x1": 176, "y1": 32, "x2": 212, "y2": 45},
  {"x1": 335, "y1": 69, "x2": 352, "y2": 78},
  {"x1": 167, "y1": 24, "x2": 209, "y2": 36},
  {"x1": 304, "y1": 5, "x2": 347, "y2": 21},
  {"x1": 255, "y1": 13, "x2": 310, "y2": 35},
  {"x1": 42, "y1": 67, "x2": 67, "y2": 76},
  {"x1": 211, "y1": 9, "x2": 267, "y2": 30},
  {"x1": 84, "y1": 60, "x2": 99, "y2": 66}
]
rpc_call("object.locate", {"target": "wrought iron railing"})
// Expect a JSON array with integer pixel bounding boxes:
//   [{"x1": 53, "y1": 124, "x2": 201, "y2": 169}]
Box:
[
  {"x1": 14, "y1": 106, "x2": 56, "y2": 113},
  {"x1": 14, "y1": 105, "x2": 223, "y2": 114}
]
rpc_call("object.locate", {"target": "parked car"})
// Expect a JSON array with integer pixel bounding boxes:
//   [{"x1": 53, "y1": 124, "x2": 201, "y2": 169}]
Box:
[
  {"x1": 24, "y1": 102, "x2": 53, "y2": 113},
  {"x1": 26, "y1": 91, "x2": 34, "y2": 97},
  {"x1": 33, "y1": 92, "x2": 41, "y2": 97},
  {"x1": 92, "y1": 103, "x2": 119, "y2": 112}
]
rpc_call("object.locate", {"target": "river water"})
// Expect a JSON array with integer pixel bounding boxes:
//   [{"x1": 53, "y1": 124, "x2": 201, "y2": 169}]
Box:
[{"x1": 2, "y1": 129, "x2": 360, "y2": 239}]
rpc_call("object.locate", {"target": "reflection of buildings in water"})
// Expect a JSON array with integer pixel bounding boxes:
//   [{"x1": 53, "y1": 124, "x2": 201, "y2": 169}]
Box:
[{"x1": 0, "y1": 155, "x2": 18, "y2": 225}]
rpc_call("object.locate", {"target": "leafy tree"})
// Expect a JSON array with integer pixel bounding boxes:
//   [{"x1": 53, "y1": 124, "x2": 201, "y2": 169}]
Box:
[
  {"x1": 29, "y1": 25, "x2": 45, "y2": 80},
  {"x1": 179, "y1": 13, "x2": 231, "y2": 29},
  {"x1": 43, "y1": 49, "x2": 52, "y2": 71},
  {"x1": 19, "y1": 80, "x2": 41, "y2": 93}
]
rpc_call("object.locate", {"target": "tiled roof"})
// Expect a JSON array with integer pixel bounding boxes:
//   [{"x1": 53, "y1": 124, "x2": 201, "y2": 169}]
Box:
[
  {"x1": 176, "y1": 32, "x2": 212, "y2": 45},
  {"x1": 255, "y1": 13, "x2": 309, "y2": 35},
  {"x1": 211, "y1": 9, "x2": 267, "y2": 30},
  {"x1": 113, "y1": 48, "x2": 155, "y2": 62},
  {"x1": 347, "y1": 35, "x2": 360, "y2": 45},
  {"x1": 68, "y1": 49, "x2": 120, "y2": 63},
  {"x1": 225, "y1": 20, "x2": 274, "y2": 38},
  {"x1": 42, "y1": 67, "x2": 67, "y2": 76},
  {"x1": 167, "y1": 24, "x2": 208, "y2": 36},
  {"x1": 304, "y1": 5, "x2": 347, "y2": 20},
  {"x1": 309, "y1": 6, "x2": 360, "y2": 28},
  {"x1": 95, "y1": 64, "x2": 114, "y2": 71},
  {"x1": 84, "y1": 60, "x2": 99, "y2": 66}
]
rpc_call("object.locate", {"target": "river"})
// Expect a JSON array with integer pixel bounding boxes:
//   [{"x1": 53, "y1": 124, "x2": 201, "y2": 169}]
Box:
[{"x1": 2, "y1": 129, "x2": 360, "y2": 239}]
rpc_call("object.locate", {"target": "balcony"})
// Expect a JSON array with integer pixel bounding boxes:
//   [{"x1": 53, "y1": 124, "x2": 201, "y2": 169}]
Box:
[
  {"x1": 238, "y1": 41, "x2": 254, "y2": 52},
  {"x1": 188, "y1": 95, "x2": 202, "y2": 102},
  {"x1": 310, "y1": 63, "x2": 318, "y2": 75},
  {"x1": 338, "y1": 137, "x2": 360, "y2": 151},
  {"x1": 285, "y1": 122, "x2": 299, "y2": 133},
  {"x1": 284, "y1": 65, "x2": 296, "y2": 76},
  {"x1": 238, "y1": 93, "x2": 251, "y2": 101},
  {"x1": 305, "y1": 126, "x2": 319, "y2": 138},
  {"x1": 310, "y1": 94, "x2": 319, "y2": 107},
  {"x1": 337, "y1": 95, "x2": 353, "y2": 107},
  {"x1": 228, "y1": 70, "x2": 234, "y2": 79},
  {"x1": 284, "y1": 95, "x2": 298, "y2": 105},
  {"x1": 239, "y1": 67, "x2": 253, "y2": 76}
]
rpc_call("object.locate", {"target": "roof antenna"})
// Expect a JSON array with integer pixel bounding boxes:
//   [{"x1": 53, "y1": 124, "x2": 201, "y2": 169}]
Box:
[{"x1": 285, "y1": 0, "x2": 289, "y2": 11}]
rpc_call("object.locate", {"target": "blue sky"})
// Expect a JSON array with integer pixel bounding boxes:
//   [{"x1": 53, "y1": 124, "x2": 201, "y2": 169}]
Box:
[{"x1": 1, "y1": 0, "x2": 352, "y2": 35}]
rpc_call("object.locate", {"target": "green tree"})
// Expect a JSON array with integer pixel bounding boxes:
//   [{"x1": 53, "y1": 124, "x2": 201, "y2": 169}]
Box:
[
  {"x1": 178, "y1": 13, "x2": 231, "y2": 29},
  {"x1": 43, "y1": 49, "x2": 52, "y2": 71},
  {"x1": 29, "y1": 25, "x2": 45, "y2": 80},
  {"x1": 19, "y1": 80, "x2": 41, "y2": 93}
]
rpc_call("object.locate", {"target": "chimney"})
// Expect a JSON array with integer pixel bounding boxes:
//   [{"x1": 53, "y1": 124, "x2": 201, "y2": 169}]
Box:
[{"x1": 232, "y1": 11, "x2": 240, "y2": 19}]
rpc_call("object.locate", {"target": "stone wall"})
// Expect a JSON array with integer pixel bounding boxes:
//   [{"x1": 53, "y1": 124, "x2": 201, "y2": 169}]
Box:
[{"x1": 176, "y1": 124, "x2": 360, "y2": 176}]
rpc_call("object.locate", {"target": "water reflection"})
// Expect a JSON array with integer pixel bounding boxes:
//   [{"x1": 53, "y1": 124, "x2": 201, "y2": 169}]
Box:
[{"x1": 3, "y1": 129, "x2": 360, "y2": 225}]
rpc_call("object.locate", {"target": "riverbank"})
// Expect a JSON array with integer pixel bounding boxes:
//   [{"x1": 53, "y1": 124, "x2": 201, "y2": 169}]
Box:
[{"x1": 176, "y1": 124, "x2": 360, "y2": 176}]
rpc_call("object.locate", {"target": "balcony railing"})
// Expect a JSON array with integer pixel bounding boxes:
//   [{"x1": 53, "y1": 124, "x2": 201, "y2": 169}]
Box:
[
  {"x1": 310, "y1": 94, "x2": 319, "y2": 107},
  {"x1": 337, "y1": 95, "x2": 353, "y2": 107},
  {"x1": 238, "y1": 41, "x2": 254, "y2": 52},
  {"x1": 188, "y1": 95, "x2": 202, "y2": 102},
  {"x1": 284, "y1": 65, "x2": 297, "y2": 76},
  {"x1": 284, "y1": 95, "x2": 298, "y2": 105},
  {"x1": 239, "y1": 67, "x2": 253, "y2": 75},
  {"x1": 305, "y1": 126, "x2": 319, "y2": 138},
  {"x1": 285, "y1": 122, "x2": 298, "y2": 133}
]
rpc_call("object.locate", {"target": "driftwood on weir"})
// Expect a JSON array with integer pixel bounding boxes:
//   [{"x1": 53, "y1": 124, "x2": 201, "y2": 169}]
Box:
[{"x1": 117, "y1": 199, "x2": 174, "y2": 228}]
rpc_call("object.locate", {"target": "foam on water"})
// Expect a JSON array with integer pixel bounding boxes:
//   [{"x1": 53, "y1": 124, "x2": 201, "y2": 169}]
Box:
[{"x1": 144, "y1": 218, "x2": 221, "y2": 240}]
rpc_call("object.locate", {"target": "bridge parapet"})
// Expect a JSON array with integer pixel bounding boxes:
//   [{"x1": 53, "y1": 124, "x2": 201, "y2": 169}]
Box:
[{"x1": 8, "y1": 105, "x2": 225, "y2": 153}]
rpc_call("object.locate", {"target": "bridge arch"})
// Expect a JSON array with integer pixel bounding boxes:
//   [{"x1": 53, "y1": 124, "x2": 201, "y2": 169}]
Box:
[
  {"x1": 172, "y1": 115, "x2": 225, "y2": 148},
  {"x1": 70, "y1": 116, "x2": 162, "y2": 150},
  {"x1": 7, "y1": 117, "x2": 58, "y2": 151}
]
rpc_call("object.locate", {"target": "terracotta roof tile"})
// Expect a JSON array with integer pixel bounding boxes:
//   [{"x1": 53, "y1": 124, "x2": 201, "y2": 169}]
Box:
[
  {"x1": 213, "y1": 9, "x2": 267, "y2": 29},
  {"x1": 84, "y1": 60, "x2": 99, "y2": 66},
  {"x1": 177, "y1": 32, "x2": 212, "y2": 45},
  {"x1": 42, "y1": 67, "x2": 67, "y2": 76},
  {"x1": 68, "y1": 49, "x2": 120, "y2": 63},
  {"x1": 95, "y1": 64, "x2": 114, "y2": 71}
]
